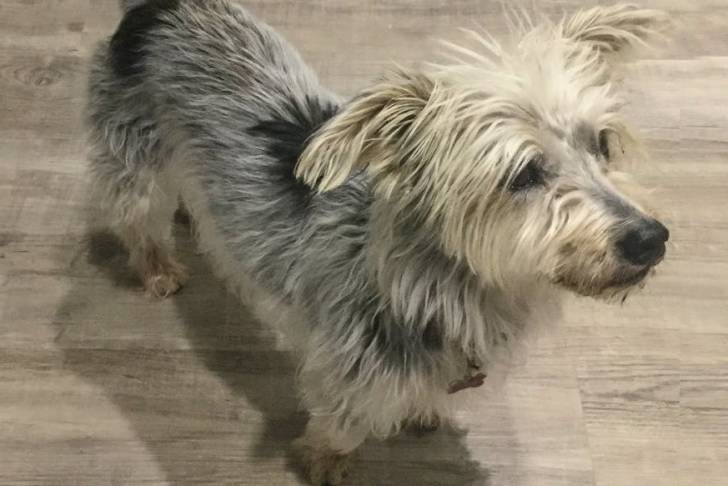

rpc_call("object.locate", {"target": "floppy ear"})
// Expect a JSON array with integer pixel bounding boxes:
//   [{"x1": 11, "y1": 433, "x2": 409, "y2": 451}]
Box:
[
  {"x1": 562, "y1": 4, "x2": 669, "y2": 56},
  {"x1": 295, "y1": 70, "x2": 434, "y2": 193}
]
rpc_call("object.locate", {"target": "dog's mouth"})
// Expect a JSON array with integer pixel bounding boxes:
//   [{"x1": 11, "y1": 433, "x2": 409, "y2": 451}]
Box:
[
  {"x1": 606, "y1": 264, "x2": 653, "y2": 289},
  {"x1": 552, "y1": 262, "x2": 657, "y2": 297}
]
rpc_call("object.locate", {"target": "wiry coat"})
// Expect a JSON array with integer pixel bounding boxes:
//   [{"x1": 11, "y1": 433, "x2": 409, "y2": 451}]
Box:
[
  {"x1": 87, "y1": 1, "x2": 668, "y2": 483},
  {"x1": 89, "y1": 0, "x2": 480, "y2": 439}
]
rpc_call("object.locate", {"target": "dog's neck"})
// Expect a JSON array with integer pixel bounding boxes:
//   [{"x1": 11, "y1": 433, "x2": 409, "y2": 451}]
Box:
[{"x1": 365, "y1": 196, "x2": 557, "y2": 366}]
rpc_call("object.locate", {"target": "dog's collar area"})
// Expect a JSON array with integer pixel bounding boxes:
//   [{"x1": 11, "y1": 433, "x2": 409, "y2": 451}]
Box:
[{"x1": 447, "y1": 357, "x2": 486, "y2": 394}]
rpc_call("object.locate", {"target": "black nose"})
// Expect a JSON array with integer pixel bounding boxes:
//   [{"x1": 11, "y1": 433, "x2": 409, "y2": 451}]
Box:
[{"x1": 616, "y1": 219, "x2": 669, "y2": 266}]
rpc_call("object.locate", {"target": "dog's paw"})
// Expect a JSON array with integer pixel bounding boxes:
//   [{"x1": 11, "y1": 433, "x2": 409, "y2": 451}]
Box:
[
  {"x1": 293, "y1": 439, "x2": 352, "y2": 485},
  {"x1": 143, "y1": 259, "x2": 188, "y2": 298}
]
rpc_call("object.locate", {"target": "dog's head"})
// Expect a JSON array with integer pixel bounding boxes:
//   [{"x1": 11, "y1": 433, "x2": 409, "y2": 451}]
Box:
[{"x1": 297, "y1": 5, "x2": 670, "y2": 299}]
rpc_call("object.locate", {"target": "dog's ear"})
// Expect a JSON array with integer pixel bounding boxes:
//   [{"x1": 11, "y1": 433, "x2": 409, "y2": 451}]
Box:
[
  {"x1": 295, "y1": 70, "x2": 434, "y2": 193},
  {"x1": 562, "y1": 4, "x2": 669, "y2": 57}
]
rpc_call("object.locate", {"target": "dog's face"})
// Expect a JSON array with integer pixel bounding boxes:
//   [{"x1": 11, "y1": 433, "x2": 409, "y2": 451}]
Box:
[{"x1": 297, "y1": 5, "x2": 669, "y2": 300}]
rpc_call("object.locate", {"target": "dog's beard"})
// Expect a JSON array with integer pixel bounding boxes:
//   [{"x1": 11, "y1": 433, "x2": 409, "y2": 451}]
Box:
[{"x1": 550, "y1": 259, "x2": 656, "y2": 301}]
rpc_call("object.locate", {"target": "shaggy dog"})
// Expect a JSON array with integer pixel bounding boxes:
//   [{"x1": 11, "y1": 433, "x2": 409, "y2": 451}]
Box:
[{"x1": 87, "y1": 1, "x2": 669, "y2": 483}]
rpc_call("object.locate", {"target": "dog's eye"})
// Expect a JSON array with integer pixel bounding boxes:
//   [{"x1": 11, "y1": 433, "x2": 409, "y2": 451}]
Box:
[
  {"x1": 509, "y1": 159, "x2": 544, "y2": 192},
  {"x1": 598, "y1": 129, "x2": 610, "y2": 160}
]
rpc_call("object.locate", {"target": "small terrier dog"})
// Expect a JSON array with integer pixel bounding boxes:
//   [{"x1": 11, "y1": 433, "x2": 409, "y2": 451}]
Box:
[{"x1": 87, "y1": 1, "x2": 669, "y2": 483}]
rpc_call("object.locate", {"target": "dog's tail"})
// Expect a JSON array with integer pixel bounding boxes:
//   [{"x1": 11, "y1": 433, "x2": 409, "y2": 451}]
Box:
[{"x1": 119, "y1": 0, "x2": 149, "y2": 12}]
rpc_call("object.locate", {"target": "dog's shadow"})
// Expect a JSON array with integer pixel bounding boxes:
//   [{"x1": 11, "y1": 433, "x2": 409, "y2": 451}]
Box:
[{"x1": 54, "y1": 220, "x2": 490, "y2": 485}]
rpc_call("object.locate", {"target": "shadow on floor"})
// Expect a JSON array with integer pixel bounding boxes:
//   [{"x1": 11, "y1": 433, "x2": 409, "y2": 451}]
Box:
[{"x1": 53, "y1": 222, "x2": 491, "y2": 485}]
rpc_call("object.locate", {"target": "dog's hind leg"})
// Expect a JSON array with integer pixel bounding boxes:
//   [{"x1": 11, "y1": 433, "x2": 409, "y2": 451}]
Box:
[
  {"x1": 116, "y1": 176, "x2": 187, "y2": 299},
  {"x1": 87, "y1": 37, "x2": 187, "y2": 298},
  {"x1": 89, "y1": 144, "x2": 188, "y2": 298}
]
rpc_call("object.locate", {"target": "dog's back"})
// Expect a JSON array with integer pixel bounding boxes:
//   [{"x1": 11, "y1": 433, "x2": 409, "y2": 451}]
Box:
[{"x1": 86, "y1": 0, "x2": 364, "y2": 299}]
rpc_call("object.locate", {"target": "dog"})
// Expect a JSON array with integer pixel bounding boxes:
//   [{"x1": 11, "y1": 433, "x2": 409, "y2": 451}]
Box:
[{"x1": 86, "y1": 1, "x2": 669, "y2": 484}]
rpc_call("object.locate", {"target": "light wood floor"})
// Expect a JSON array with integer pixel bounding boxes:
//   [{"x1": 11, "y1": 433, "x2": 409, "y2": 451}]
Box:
[{"x1": 1, "y1": 1, "x2": 727, "y2": 485}]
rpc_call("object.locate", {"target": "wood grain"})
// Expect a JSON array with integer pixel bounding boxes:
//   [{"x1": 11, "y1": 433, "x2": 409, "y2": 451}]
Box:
[{"x1": 1, "y1": 1, "x2": 727, "y2": 485}]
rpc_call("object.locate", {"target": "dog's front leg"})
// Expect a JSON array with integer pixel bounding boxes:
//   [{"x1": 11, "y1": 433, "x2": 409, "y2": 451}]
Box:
[{"x1": 293, "y1": 413, "x2": 368, "y2": 485}]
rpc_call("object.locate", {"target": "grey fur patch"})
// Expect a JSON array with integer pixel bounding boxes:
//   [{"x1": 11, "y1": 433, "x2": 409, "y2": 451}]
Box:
[
  {"x1": 574, "y1": 122, "x2": 599, "y2": 155},
  {"x1": 249, "y1": 95, "x2": 339, "y2": 205}
]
